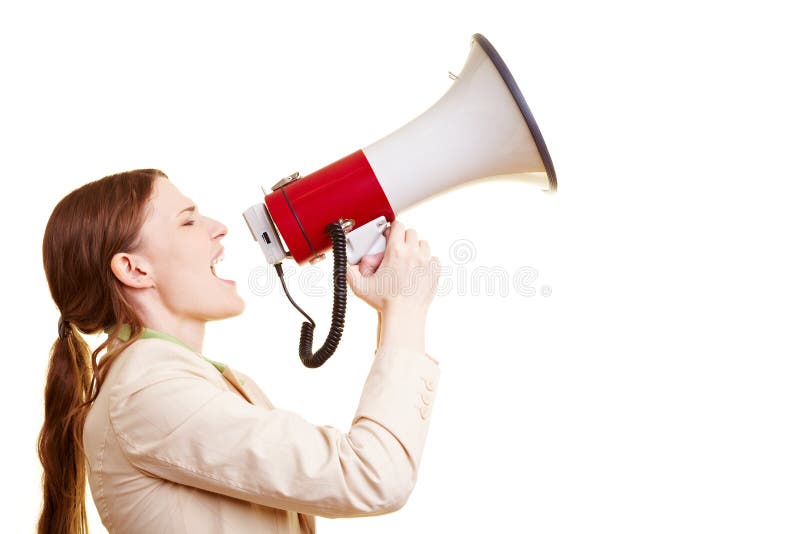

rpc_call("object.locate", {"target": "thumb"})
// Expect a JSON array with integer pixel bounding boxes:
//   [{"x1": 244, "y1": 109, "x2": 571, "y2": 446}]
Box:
[{"x1": 359, "y1": 252, "x2": 384, "y2": 275}]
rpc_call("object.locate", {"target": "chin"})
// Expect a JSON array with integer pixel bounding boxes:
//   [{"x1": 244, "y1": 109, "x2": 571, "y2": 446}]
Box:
[
  {"x1": 229, "y1": 296, "x2": 247, "y2": 317},
  {"x1": 219, "y1": 293, "x2": 246, "y2": 319},
  {"x1": 201, "y1": 290, "x2": 247, "y2": 321}
]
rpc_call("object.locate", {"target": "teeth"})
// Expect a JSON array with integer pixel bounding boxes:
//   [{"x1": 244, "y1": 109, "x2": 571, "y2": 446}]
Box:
[{"x1": 211, "y1": 254, "x2": 225, "y2": 266}]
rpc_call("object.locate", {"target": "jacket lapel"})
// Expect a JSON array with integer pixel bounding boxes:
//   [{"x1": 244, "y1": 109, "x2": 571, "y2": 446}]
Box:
[{"x1": 221, "y1": 366, "x2": 256, "y2": 405}]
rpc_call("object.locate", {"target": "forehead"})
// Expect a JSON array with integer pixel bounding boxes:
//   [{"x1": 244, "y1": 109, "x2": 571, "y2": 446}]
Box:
[
  {"x1": 138, "y1": 178, "x2": 195, "y2": 242},
  {"x1": 150, "y1": 177, "x2": 194, "y2": 218}
]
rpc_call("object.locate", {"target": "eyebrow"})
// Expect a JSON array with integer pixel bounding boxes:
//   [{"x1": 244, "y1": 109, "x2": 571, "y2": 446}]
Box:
[{"x1": 176, "y1": 205, "x2": 196, "y2": 217}]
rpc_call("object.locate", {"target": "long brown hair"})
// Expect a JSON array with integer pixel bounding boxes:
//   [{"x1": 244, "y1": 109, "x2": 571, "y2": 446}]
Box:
[{"x1": 39, "y1": 169, "x2": 165, "y2": 534}]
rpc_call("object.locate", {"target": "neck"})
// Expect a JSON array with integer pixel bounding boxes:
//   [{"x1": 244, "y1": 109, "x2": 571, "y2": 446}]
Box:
[
  {"x1": 144, "y1": 317, "x2": 205, "y2": 353},
  {"x1": 124, "y1": 291, "x2": 207, "y2": 353}
]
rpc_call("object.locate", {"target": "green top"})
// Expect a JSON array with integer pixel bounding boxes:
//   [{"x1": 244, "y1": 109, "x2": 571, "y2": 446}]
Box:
[{"x1": 111, "y1": 323, "x2": 227, "y2": 373}]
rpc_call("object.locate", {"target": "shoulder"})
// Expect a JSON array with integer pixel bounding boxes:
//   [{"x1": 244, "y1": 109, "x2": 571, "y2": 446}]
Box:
[
  {"x1": 103, "y1": 338, "x2": 236, "y2": 446},
  {"x1": 106, "y1": 338, "x2": 225, "y2": 401}
]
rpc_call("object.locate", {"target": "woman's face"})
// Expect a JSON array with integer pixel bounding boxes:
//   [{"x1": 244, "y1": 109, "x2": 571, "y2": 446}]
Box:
[{"x1": 132, "y1": 177, "x2": 245, "y2": 322}]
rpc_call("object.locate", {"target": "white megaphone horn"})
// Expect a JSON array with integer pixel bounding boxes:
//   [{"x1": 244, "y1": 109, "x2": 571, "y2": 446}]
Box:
[{"x1": 243, "y1": 33, "x2": 557, "y2": 368}]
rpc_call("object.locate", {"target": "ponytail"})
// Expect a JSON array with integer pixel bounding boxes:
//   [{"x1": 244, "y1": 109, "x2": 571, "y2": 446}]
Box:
[
  {"x1": 40, "y1": 169, "x2": 161, "y2": 533},
  {"x1": 37, "y1": 324, "x2": 92, "y2": 534}
]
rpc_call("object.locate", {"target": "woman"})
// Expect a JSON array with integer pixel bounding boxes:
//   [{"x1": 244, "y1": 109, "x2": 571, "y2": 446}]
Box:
[{"x1": 39, "y1": 169, "x2": 441, "y2": 533}]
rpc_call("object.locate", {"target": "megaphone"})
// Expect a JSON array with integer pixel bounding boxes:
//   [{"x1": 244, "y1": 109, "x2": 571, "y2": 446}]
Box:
[{"x1": 244, "y1": 33, "x2": 557, "y2": 368}]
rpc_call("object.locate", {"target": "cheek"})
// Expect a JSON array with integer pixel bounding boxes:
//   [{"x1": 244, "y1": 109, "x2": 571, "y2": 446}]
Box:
[{"x1": 154, "y1": 248, "x2": 211, "y2": 296}]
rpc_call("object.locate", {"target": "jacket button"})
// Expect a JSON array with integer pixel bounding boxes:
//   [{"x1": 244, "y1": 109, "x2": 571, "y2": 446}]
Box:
[
  {"x1": 424, "y1": 378, "x2": 435, "y2": 391},
  {"x1": 419, "y1": 406, "x2": 430, "y2": 420},
  {"x1": 421, "y1": 392, "x2": 433, "y2": 405}
]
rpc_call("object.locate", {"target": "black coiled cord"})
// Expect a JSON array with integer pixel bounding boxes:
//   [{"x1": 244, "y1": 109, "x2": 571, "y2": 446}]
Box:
[{"x1": 274, "y1": 221, "x2": 348, "y2": 368}]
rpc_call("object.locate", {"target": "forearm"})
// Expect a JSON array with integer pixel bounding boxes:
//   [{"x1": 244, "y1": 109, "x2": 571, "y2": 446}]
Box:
[{"x1": 377, "y1": 308, "x2": 426, "y2": 354}]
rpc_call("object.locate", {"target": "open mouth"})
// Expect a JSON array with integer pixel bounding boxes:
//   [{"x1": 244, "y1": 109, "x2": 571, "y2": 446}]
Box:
[{"x1": 211, "y1": 253, "x2": 235, "y2": 285}]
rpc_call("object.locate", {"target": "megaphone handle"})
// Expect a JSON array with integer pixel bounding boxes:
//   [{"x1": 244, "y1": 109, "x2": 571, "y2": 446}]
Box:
[
  {"x1": 365, "y1": 235, "x2": 387, "y2": 256},
  {"x1": 346, "y1": 216, "x2": 389, "y2": 265}
]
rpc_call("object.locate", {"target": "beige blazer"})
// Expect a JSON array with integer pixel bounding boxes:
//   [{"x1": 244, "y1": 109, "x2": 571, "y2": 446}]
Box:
[{"x1": 83, "y1": 337, "x2": 440, "y2": 533}]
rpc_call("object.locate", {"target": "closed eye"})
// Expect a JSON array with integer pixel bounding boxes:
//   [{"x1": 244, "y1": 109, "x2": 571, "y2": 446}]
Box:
[{"x1": 182, "y1": 220, "x2": 196, "y2": 226}]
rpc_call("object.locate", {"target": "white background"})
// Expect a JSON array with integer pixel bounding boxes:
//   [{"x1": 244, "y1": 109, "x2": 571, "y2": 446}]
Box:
[{"x1": 3, "y1": 1, "x2": 799, "y2": 532}]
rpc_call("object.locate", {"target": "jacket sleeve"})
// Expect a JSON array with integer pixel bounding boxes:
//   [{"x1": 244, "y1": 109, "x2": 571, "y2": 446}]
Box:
[{"x1": 107, "y1": 344, "x2": 440, "y2": 519}]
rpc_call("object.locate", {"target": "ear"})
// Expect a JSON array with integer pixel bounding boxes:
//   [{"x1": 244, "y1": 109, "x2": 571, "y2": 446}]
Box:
[{"x1": 110, "y1": 252, "x2": 155, "y2": 289}]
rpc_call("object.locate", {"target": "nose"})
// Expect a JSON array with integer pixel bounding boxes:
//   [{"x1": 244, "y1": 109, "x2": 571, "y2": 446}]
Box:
[{"x1": 206, "y1": 216, "x2": 228, "y2": 240}]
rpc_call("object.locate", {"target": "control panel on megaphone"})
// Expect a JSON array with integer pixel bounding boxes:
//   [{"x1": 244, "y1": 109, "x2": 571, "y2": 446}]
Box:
[{"x1": 243, "y1": 33, "x2": 557, "y2": 368}]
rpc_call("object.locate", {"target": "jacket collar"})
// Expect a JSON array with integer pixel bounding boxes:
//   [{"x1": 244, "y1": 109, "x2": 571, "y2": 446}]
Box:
[
  {"x1": 106, "y1": 324, "x2": 255, "y2": 404},
  {"x1": 110, "y1": 324, "x2": 227, "y2": 374}
]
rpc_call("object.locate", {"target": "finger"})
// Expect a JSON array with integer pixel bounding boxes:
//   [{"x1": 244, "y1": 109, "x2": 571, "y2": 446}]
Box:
[
  {"x1": 419, "y1": 239, "x2": 430, "y2": 258},
  {"x1": 430, "y1": 256, "x2": 442, "y2": 282},
  {"x1": 405, "y1": 228, "x2": 418, "y2": 247},
  {"x1": 346, "y1": 264, "x2": 363, "y2": 294},
  {"x1": 387, "y1": 220, "x2": 405, "y2": 250},
  {"x1": 359, "y1": 252, "x2": 384, "y2": 275}
]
